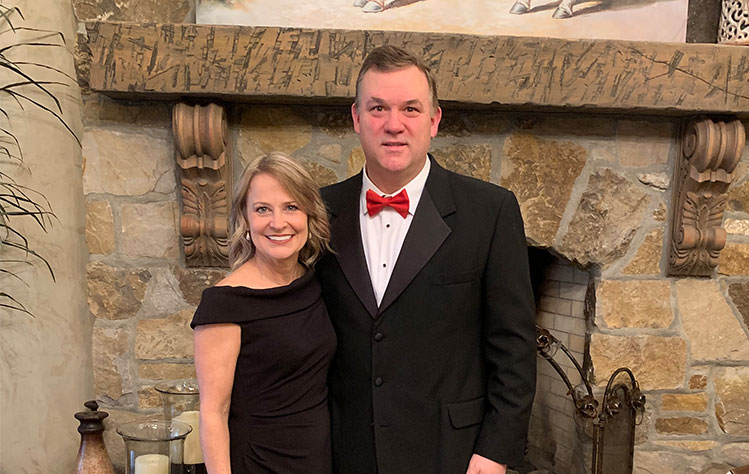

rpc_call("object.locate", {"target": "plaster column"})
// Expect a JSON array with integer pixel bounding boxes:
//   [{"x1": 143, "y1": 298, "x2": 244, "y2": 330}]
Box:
[{"x1": 0, "y1": 0, "x2": 90, "y2": 472}]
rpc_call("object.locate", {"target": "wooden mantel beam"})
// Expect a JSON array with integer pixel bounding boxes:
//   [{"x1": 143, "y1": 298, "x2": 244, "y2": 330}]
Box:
[{"x1": 84, "y1": 21, "x2": 749, "y2": 115}]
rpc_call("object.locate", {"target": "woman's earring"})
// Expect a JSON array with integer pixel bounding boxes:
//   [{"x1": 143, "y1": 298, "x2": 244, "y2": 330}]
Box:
[{"x1": 245, "y1": 231, "x2": 251, "y2": 241}]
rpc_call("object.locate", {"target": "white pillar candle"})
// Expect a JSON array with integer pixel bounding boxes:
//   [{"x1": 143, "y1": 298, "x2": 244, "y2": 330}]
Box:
[
  {"x1": 134, "y1": 454, "x2": 169, "y2": 474},
  {"x1": 174, "y1": 410, "x2": 204, "y2": 464}
]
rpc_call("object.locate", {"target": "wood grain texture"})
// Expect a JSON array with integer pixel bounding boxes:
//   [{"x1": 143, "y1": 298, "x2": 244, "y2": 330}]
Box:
[
  {"x1": 667, "y1": 119, "x2": 745, "y2": 276},
  {"x1": 173, "y1": 103, "x2": 231, "y2": 268},
  {"x1": 85, "y1": 21, "x2": 749, "y2": 114}
]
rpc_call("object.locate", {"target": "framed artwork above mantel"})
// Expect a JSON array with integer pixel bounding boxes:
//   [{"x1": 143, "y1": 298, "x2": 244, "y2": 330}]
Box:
[{"x1": 196, "y1": 0, "x2": 693, "y2": 43}]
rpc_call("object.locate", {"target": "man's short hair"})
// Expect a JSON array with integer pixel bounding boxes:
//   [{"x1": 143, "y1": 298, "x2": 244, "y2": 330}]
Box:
[{"x1": 354, "y1": 45, "x2": 440, "y2": 114}]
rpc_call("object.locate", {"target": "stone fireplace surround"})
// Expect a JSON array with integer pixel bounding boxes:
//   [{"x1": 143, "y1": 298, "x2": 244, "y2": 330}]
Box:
[{"x1": 77, "y1": 20, "x2": 749, "y2": 474}]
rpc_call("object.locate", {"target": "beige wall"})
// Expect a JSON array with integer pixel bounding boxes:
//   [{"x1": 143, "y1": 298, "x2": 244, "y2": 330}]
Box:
[{"x1": 0, "y1": 0, "x2": 89, "y2": 472}]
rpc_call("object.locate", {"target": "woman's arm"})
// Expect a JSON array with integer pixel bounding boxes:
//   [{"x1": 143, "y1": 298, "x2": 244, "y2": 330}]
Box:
[{"x1": 194, "y1": 323, "x2": 241, "y2": 474}]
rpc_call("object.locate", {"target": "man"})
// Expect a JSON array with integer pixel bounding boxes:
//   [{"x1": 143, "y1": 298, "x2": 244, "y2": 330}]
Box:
[{"x1": 316, "y1": 45, "x2": 536, "y2": 474}]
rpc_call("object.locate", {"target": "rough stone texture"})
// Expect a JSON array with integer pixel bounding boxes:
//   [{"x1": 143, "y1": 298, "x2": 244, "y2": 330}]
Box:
[
  {"x1": 73, "y1": 0, "x2": 191, "y2": 22},
  {"x1": 676, "y1": 279, "x2": 749, "y2": 362},
  {"x1": 318, "y1": 143, "x2": 342, "y2": 163},
  {"x1": 655, "y1": 416, "x2": 709, "y2": 434},
  {"x1": 728, "y1": 282, "x2": 749, "y2": 328},
  {"x1": 635, "y1": 402, "x2": 653, "y2": 445},
  {"x1": 652, "y1": 202, "x2": 667, "y2": 222},
  {"x1": 714, "y1": 366, "x2": 749, "y2": 435},
  {"x1": 82, "y1": 129, "x2": 175, "y2": 196},
  {"x1": 120, "y1": 202, "x2": 180, "y2": 259},
  {"x1": 138, "y1": 385, "x2": 162, "y2": 409},
  {"x1": 348, "y1": 147, "x2": 366, "y2": 178},
  {"x1": 734, "y1": 161, "x2": 748, "y2": 180},
  {"x1": 437, "y1": 112, "x2": 470, "y2": 137},
  {"x1": 560, "y1": 169, "x2": 651, "y2": 266},
  {"x1": 588, "y1": 142, "x2": 618, "y2": 163},
  {"x1": 728, "y1": 179, "x2": 749, "y2": 212},
  {"x1": 719, "y1": 243, "x2": 749, "y2": 276},
  {"x1": 301, "y1": 160, "x2": 338, "y2": 187},
  {"x1": 103, "y1": 409, "x2": 143, "y2": 472},
  {"x1": 92, "y1": 326, "x2": 129, "y2": 400},
  {"x1": 87, "y1": 262, "x2": 150, "y2": 320},
  {"x1": 725, "y1": 218, "x2": 749, "y2": 236},
  {"x1": 238, "y1": 107, "x2": 313, "y2": 157},
  {"x1": 135, "y1": 309, "x2": 194, "y2": 360},
  {"x1": 634, "y1": 450, "x2": 709, "y2": 474},
  {"x1": 661, "y1": 393, "x2": 708, "y2": 412},
  {"x1": 433, "y1": 144, "x2": 491, "y2": 181},
  {"x1": 139, "y1": 267, "x2": 187, "y2": 317},
  {"x1": 85, "y1": 200, "x2": 115, "y2": 255},
  {"x1": 596, "y1": 280, "x2": 672, "y2": 328},
  {"x1": 638, "y1": 173, "x2": 670, "y2": 191},
  {"x1": 689, "y1": 374, "x2": 708, "y2": 390},
  {"x1": 237, "y1": 140, "x2": 264, "y2": 167},
  {"x1": 466, "y1": 113, "x2": 509, "y2": 135},
  {"x1": 702, "y1": 464, "x2": 738, "y2": 474},
  {"x1": 139, "y1": 363, "x2": 196, "y2": 381},
  {"x1": 622, "y1": 228, "x2": 664, "y2": 275},
  {"x1": 617, "y1": 120, "x2": 673, "y2": 167},
  {"x1": 81, "y1": 94, "x2": 171, "y2": 125},
  {"x1": 589, "y1": 334, "x2": 686, "y2": 390},
  {"x1": 501, "y1": 133, "x2": 587, "y2": 246},
  {"x1": 655, "y1": 440, "x2": 717, "y2": 452},
  {"x1": 513, "y1": 115, "x2": 615, "y2": 137},
  {"x1": 720, "y1": 442, "x2": 749, "y2": 467},
  {"x1": 176, "y1": 268, "x2": 227, "y2": 306},
  {"x1": 75, "y1": 34, "x2": 91, "y2": 91},
  {"x1": 316, "y1": 109, "x2": 352, "y2": 138}
]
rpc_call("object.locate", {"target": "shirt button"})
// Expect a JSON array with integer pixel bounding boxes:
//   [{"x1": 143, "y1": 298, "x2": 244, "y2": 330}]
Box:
[
  {"x1": 374, "y1": 332, "x2": 384, "y2": 342},
  {"x1": 382, "y1": 263, "x2": 387, "y2": 268},
  {"x1": 374, "y1": 377, "x2": 383, "y2": 387},
  {"x1": 386, "y1": 224, "x2": 390, "y2": 228}
]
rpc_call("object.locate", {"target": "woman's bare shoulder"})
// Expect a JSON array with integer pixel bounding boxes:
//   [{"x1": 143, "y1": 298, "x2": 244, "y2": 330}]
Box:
[{"x1": 214, "y1": 261, "x2": 260, "y2": 288}]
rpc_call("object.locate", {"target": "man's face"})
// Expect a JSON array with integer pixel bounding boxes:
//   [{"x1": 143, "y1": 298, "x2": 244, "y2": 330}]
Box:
[{"x1": 352, "y1": 65, "x2": 442, "y2": 193}]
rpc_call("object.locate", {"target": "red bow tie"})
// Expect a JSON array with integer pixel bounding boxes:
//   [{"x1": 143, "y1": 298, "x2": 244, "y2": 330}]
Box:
[{"x1": 366, "y1": 189, "x2": 410, "y2": 218}]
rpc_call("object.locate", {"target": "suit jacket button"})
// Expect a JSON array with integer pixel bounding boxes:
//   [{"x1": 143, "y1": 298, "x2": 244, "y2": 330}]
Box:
[
  {"x1": 374, "y1": 377, "x2": 383, "y2": 387},
  {"x1": 374, "y1": 332, "x2": 384, "y2": 342}
]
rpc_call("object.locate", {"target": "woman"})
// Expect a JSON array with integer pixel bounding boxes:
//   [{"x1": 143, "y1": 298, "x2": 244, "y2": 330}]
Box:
[{"x1": 192, "y1": 152, "x2": 335, "y2": 474}]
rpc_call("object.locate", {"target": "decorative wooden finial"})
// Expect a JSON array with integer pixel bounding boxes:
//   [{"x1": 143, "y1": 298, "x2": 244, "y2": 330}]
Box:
[
  {"x1": 172, "y1": 103, "x2": 232, "y2": 267},
  {"x1": 667, "y1": 118, "x2": 745, "y2": 276}
]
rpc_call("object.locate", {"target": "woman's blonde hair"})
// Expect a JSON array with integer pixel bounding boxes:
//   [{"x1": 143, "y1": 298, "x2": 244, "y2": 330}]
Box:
[{"x1": 229, "y1": 152, "x2": 331, "y2": 270}]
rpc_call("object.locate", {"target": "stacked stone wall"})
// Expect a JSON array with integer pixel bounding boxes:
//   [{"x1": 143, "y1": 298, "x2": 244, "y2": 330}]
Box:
[{"x1": 81, "y1": 98, "x2": 749, "y2": 472}]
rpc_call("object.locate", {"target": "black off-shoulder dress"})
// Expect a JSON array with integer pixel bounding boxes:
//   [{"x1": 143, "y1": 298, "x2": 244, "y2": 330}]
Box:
[{"x1": 191, "y1": 270, "x2": 336, "y2": 474}]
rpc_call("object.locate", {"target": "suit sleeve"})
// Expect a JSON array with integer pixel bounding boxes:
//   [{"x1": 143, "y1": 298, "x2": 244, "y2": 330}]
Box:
[{"x1": 473, "y1": 190, "x2": 537, "y2": 466}]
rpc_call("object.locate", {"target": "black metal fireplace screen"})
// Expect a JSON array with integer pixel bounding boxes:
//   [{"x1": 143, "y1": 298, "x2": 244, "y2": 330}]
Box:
[{"x1": 536, "y1": 326, "x2": 647, "y2": 474}]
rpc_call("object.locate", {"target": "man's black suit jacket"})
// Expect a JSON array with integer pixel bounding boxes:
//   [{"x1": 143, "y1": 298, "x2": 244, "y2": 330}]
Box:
[{"x1": 316, "y1": 157, "x2": 536, "y2": 474}]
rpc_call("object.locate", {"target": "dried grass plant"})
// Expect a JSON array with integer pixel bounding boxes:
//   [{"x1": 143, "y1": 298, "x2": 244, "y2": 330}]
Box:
[{"x1": 0, "y1": 3, "x2": 79, "y2": 315}]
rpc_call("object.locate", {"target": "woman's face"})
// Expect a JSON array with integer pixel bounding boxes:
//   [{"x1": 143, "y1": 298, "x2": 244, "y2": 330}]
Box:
[{"x1": 245, "y1": 173, "x2": 309, "y2": 266}]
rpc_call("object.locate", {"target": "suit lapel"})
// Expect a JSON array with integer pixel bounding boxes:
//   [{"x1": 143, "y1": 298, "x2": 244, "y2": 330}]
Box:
[
  {"x1": 328, "y1": 176, "x2": 379, "y2": 318},
  {"x1": 378, "y1": 158, "x2": 455, "y2": 315}
]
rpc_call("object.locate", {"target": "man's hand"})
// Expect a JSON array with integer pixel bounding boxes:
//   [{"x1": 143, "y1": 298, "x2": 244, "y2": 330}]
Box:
[{"x1": 466, "y1": 454, "x2": 507, "y2": 474}]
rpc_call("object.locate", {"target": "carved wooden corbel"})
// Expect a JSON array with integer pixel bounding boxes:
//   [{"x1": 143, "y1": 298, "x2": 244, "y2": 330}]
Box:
[
  {"x1": 667, "y1": 118, "x2": 745, "y2": 276},
  {"x1": 172, "y1": 103, "x2": 232, "y2": 267}
]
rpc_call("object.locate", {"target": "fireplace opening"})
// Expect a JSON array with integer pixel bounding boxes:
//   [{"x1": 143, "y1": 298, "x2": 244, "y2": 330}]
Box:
[{"x1": 526, "y1": 247, "x2": 592, "y2": 474}]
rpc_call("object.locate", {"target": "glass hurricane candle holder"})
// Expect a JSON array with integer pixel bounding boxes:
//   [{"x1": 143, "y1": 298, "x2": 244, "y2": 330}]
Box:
[
  {"x1": 116, "y1": 419, "x2": 191, "y2": 474},
  {"x1": 155, "y1": 379, "x2": 205, "y2": 473}
]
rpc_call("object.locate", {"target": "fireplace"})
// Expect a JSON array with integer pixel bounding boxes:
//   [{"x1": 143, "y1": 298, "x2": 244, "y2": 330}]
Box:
[
  {"x1": 528, "y1": 249, "x2": 591, "y2": 473},
  {"x1": 75, "y1": 21, "x2": 749, "y2": 474}
]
